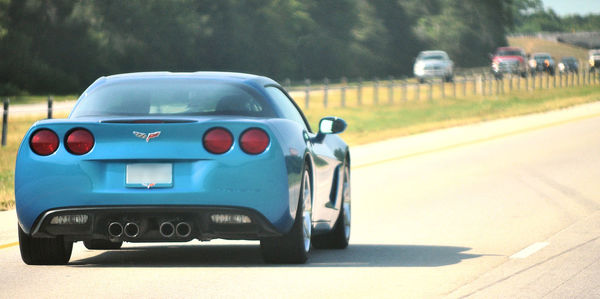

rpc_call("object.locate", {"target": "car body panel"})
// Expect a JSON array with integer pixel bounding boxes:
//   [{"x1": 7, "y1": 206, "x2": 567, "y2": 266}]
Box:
[{"x1": 15, "y1": 72, "x2": 349, "y2": 242}]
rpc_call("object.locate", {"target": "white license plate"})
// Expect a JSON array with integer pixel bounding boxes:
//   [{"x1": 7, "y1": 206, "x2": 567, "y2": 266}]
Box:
[{"x1": 126, "y1": 163, "x2": 172, "y2": 188}]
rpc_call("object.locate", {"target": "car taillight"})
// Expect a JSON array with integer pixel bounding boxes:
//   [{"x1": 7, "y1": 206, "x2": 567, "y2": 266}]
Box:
[
  {"x1": 240, "y1": 128, "x2": 269, "y2": 155},
  {"x1": 30, "y1": 129, "x2": 59, "y2": 156},
  {"x1": 65, "y1": 129, "x2": 94, "y2": 155},
  {"x1": 203, "y1": 127, "x2": 233, "y2": 154}
]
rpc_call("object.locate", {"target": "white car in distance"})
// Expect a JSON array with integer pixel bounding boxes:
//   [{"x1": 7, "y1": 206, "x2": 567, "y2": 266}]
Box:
[{"x1": 413, "y1": 50, "x2": 454, "y2": 83}]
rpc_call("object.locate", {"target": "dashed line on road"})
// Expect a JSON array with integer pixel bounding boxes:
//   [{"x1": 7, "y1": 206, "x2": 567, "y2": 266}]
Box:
[
  {"x1": 510, "y1": 242, "x2": 549, "y2": 259},
  {"x1": 353, "y1": 112, "x2": 600, "y2": 169},
  {"x1": 0, "y1": 241, "x2": 18, "y2": 250}
]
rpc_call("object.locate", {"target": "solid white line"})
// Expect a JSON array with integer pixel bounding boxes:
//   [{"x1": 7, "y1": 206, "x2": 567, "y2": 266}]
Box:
[{"x1": 510, "y1": 242, "x2": 549, "y2": 259}]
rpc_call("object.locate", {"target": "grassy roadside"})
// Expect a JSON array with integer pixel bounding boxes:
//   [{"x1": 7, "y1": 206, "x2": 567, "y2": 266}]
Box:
[
  {"x1": 1, "y1": 86, "x2": 600, "y2": 210},
  {"x1": 302, "y1": 85, "x2": 600, "y2": 145}
]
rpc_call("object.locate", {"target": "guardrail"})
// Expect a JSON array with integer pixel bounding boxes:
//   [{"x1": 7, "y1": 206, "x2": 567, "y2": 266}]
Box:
[
  {"x1": 286, "y1": 69, "x2": 599, "y2": 110},
  {"x1": 1, "y1": 69, "x2": 599, "y2": 147}
]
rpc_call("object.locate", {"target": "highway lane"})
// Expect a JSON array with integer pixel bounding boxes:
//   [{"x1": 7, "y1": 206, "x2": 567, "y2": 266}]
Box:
[{"x1": 1, "y1": 103, "x2": 600, "y2": 298}]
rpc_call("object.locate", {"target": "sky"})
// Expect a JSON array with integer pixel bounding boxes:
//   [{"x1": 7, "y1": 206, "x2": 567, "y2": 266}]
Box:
[{"x1": 542, "y1": 0, "x2": 600, "y2": 16}]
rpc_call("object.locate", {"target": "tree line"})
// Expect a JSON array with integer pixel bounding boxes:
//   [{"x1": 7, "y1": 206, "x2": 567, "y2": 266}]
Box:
[{"x1": 0, "y1": 0, "x2": 597, "y2": 95}]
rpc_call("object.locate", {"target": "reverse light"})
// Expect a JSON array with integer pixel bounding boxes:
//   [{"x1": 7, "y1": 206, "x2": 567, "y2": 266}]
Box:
[
  {"x1": 210, "y1": 214, "x2": 252, "y2": 224},
  {"x1": 65, "y1": 128, "x2": 94, "y2": 155},
  {"x1": 50, "y1": 214, "x2": 89, "y2": 225},
  {"x1": 30, "y1": 129, "x2": 59, "y2": 156},
  {"x1": 240, "y1": 128, "x2": 269, "y2": 154},
  {"x1": 203, "y1": 127, "x2": 233, "y2": 154}
]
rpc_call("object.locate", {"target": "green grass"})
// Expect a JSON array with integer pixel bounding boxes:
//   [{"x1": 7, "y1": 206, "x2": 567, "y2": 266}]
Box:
[{"x1": 1, "y1": 85, "x2": 600, "y2": 210}]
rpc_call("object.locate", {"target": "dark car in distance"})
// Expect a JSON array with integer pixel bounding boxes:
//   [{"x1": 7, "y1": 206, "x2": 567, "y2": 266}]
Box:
[{"x1": 558, "y1": 57, "x2": 579, "y2": 73}]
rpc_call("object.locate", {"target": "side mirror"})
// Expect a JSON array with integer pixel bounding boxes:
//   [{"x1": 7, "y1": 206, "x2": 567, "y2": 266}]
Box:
[
  {"x1": 318, "y1": 117, "x2": 347, "y2": 135},
  {"x1": 488, "y1": 53, "x2": 494, "y2": 60}
]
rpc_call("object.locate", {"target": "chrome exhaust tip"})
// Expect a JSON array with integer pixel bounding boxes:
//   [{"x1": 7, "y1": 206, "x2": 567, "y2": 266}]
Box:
[
  {"x1": 176, "y1": 222, "x2": 191, "y2": 238},
  {"x1": 124, "y1": 222, "x2": 140, "y2": 238},
  {"x1": 108, "y1": 222, "x2": 123, "y2": 238},
  {"x1": 159, "y1": 222, "x2": 175, "y2": 238}
]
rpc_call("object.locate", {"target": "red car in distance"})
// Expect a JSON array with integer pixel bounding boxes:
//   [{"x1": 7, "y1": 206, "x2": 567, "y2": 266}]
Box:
[{"x1": 490, "y1": 47, "x2": 528, "y2": 79}]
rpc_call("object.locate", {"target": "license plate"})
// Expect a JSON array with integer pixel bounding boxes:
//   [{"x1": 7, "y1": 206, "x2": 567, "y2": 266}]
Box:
[{"x1": 126, "y1": 163, "x2": 172, "y2": 188}]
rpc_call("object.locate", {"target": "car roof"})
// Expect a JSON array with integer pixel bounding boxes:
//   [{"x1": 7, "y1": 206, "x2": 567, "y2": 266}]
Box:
[
  {"x1": 496, "y1": 47, "x2": 523, "y2": 51},
  {"x1": 532, "y1": 53, "x2": 552, "y2": 57},
  {"x1": 85, "y1": 71, "x2": 279, "y2": 95},
  {"x1": 104, "y1": 71, "x2": 273, "y2": 84},
  {"x1": 419, "y1": 50, "x2": 448, "y2": 56}
]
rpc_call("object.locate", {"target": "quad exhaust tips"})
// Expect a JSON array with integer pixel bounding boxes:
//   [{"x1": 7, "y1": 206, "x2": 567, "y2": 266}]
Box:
[
  {"x1": 160, "y1": 221, "x2": 191, "y2": 238},
  {"x1": 109, "y1": 220, "x2": 191, "y2": 239}
]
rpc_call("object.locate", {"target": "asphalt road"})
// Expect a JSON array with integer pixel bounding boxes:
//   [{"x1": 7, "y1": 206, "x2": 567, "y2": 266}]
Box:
[{"x1": 1, "y1": 102, "x2": 600, "y2": 298}]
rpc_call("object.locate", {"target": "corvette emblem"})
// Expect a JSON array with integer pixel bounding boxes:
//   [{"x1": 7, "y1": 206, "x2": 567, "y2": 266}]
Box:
[
  {"x1": 141, "y1": 183, "x2": 156, "y2": 189},
  {"x1": 133, "y1": 131, "x2": 161, "y2": 142}
]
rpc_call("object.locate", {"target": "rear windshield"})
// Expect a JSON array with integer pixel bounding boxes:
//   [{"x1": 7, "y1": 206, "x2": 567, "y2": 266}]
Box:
[
  {"x1": 71, "y1": 79, "x2": 275, "y2": 118},
  {"x1": 496, "y1": 50, "x2": 522, "y2": 56},
  {"x1": 419, "y1": 55, "x2": 445, "y2": 60}
]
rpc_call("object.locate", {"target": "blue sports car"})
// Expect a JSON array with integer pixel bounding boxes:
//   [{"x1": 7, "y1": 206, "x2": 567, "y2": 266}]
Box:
[{"x1": 15, "y1": 72, "x2": 351, "y2": 265}]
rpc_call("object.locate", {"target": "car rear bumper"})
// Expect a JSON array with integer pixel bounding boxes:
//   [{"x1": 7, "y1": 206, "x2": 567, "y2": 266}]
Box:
[{"x1": 27, "y1": 205, "x2": 283, "y2": 242}]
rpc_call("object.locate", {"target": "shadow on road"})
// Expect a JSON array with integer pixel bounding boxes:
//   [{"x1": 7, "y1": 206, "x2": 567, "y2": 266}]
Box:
[{"x1": 70, "y1": 244, "x2": 487, "y2": 268}]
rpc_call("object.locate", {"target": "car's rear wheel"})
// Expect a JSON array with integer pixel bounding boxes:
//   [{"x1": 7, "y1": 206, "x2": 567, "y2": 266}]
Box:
[
  {"x1": 83, "y1": 239, "x2": 123, "y2": 250},
  {"x1": 18, "y1": 225, "x2": 72, "y2": 265},
  {"x1": 312, "y1": 164, "x2": 351, "y2": 249},
  {"x1": 260, "y1": 166, "x2": 312, "y2": 264}
]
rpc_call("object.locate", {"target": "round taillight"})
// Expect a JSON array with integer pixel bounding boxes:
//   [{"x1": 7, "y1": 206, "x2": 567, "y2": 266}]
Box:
[
  {"x1": 240, "y1": 128, "x2": 269, "y2": 155},
  {"x1": 203, "y1": 127, "x2": 233, "y2": 154},
  {"x1": 30, "y1": 129, "x2": 59, "y2": 156},
  {"x1": 65, "y1": 129, "x2": 94, "y2": 155}
]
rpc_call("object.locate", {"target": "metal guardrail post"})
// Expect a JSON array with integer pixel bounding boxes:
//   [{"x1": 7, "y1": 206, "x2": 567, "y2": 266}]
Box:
[
  {"x1": 1, "y1": 98, "x2": 8, "y2": 147},
  {"x1": 341, "y1": 77, "x2": 346, "y2": 107},
  {"x1": 452, "y1": 79, "x2": 456, "y2": 98},
  {"x1": 357, "y1": 77, "x2": 362, "y2": 106},
  {"x1": 473, "y1": 77, "x2": 477, "y2": 95},
  {"x1": 415, "y1": 83, "x2": 420, "y2": 101},
  {"x1": 388, "y1": 76, "x2": 394, "y2": 104},
  {"x1": 373, "y1": 78, "x2": 379, "y2": 105},
  {"x1": 481, "y1": 76, "x2": 486, "y2": 96},
  {"x1": 440, "y1": 80, "x2": 445, "y2": 99},
  {"x1": 462, "y1": 76, "x2": 467, "y2": 97},
  {"x1": 559, "y1": 73, "x2": 562, "y2": 88},
  {"x1": 402, "y1": 80, "x2": 407, "y2": 102},
  {"x1": 427, "y1": 82, "x2": 433, "y2": 101},
  {"x1": 323, "y1": 78, "x2": 329, "y2": 108},
  {"x1": 304, "y1": 79, "x2": 310, "y2": 109},
  {"x1": 47, "y1": 96, "x2": 53, "y2": 119}
]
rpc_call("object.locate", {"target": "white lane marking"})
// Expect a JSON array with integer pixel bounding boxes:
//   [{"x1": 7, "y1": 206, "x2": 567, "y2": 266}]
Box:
[{"x1": 510, "y1": 242, "x2": 549, "y2": 259}]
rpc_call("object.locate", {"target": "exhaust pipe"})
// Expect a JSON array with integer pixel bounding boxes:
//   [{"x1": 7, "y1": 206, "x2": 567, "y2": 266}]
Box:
[
  {"x1": 176, "y1": 222, "x2": 191, "y2": 238},
  {"x1": 124, "y1": 222, "x2": 140, "y2": 238},
  {"x1": 159, "y1": 222, "x2": 175, "y2": 238},
  {"x1": 108, "y1": 222, "x2": 123, "y2": 238}
]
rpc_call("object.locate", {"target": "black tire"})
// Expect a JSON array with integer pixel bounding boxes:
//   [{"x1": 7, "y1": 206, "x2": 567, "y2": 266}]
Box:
[
  {"x1": 18, "y1": 225, "x2": 72, "y2": 265},
  {"x1": 312, "y1": 164, "x2": 351, "y2": 249},
  {"x1": 261, "y1": 166, "x2": 312, "y2": 264},
  {"x1": 418, "y1": 78, "x2": 425, "y2": 84},
  {"x1": 83, "y1": 239, "x2": 123, "y2": 250},
  {"x1": 445, "y1": 75, "x2": 453, "y2": 82}
]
